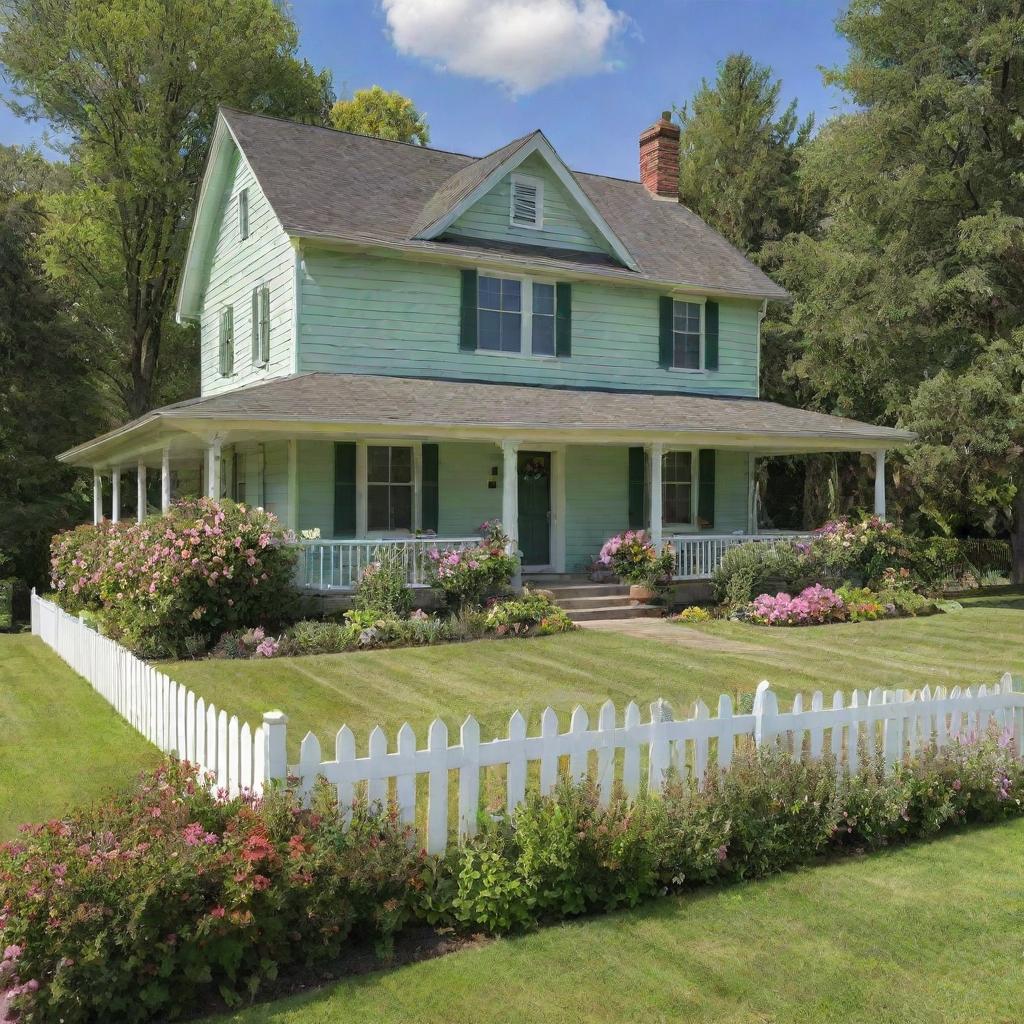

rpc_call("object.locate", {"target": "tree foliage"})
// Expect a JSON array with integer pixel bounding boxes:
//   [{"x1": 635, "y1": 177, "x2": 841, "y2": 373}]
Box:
[
  {"x1": 329, "y1": 85, "x2": 430, "y2": 145},
  {"x1": 0, "y1": 0, "x2": 333, "y2": 418}
]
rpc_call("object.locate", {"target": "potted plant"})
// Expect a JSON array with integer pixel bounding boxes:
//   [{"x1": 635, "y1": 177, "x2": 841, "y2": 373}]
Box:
[{"x1": 597, "y1": 530, "x2": 675, "y2": 603}]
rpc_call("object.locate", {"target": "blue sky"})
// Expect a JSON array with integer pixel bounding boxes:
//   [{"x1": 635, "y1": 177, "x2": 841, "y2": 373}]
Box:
[{"x1": 1, "y1": 0, "x2": 852, "y2": 181}]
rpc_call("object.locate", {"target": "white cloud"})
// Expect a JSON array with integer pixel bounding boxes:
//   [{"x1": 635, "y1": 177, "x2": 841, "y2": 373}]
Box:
[{"x1": 380, "y1": 0, "x2": 628, "y2": 95}]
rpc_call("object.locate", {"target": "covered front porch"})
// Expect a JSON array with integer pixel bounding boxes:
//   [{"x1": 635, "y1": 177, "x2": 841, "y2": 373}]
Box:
[{"x1": 59, "y1": 372, "x2": 911, "y2": 592}]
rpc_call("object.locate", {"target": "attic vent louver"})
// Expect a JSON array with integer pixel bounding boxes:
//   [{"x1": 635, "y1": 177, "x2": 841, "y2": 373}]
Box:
[{"x1": 510, "y1": 174, "x2": 543, "y2": 229}]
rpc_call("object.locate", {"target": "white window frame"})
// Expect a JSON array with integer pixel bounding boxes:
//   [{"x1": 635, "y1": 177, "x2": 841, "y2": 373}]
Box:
[
  {"x1": 356, "y1": 440, "x2": 423, "y2": 538},
  {"x1": 509, "y1": 173, "x2": 544, "y2": 230},
  {"x1": 238, "y1": 188, "x2": 249, "y2": 241},
  {"x1": 669, "y1": 295, "x2": 706, "y2": 374},
  {"x1": 661, "y1": 446, "x2": 699, "y2": 532},
  {"x1": 475, "y1": 269, "x2": 559, "y2": 360}
]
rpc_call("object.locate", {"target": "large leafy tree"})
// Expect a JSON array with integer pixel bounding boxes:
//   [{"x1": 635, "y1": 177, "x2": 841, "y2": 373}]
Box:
[
  {"x1": 0, "y1": 0, "x2": 333, "y2": 419},
  {"x1": 774, "y1": 0, "x2": 1024, "y2": 576},
  {"x1": 329, "y1": 85, "x2": 429, "y2": 145},
  {"x1": 0, "y1": 145, "x2": 99, "y2": 587}
]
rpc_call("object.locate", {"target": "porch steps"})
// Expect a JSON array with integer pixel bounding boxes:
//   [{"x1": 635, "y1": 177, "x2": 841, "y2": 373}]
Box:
[{"x1": 529, "y1": 579, "x2": 662, "y2": 624}]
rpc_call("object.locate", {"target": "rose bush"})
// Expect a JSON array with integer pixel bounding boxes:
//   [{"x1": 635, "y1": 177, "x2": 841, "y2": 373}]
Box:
[
  {"x1": 425, "y1": 520, "x2": 517, "y2": 609},
  {"x1": 50, "y1": 498, "x2": 298, "y2": 658},
  {"x1": 597, "y1": 530, "x2": 674, "y2": 586},
  {"x1": 747, "y1": 584, "x2": 847, "y2": 626}
]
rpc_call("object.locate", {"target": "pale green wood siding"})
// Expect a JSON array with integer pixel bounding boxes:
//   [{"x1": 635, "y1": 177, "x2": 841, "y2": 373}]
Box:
[
  {"x1": 298, "y1": 251, "x2": 761, "y2": 397},
  {"x1": 199, "y1": 151, "x2": 294, "y2": 396},
  {"x1": 437, "y1": 443, "x2": 501, "y2": 535},
  {"x1": 446, "y1": 153, "x2": 611, "y2": 255},
  {"x1": 260, "y1": 441, "x2": 289, "y2": 523},
  {"x1": 712, "y1": 450, "x2": 750, "y2": 533},
  {"x1": 564, "y1": 446, "x2": 630, "y2": 572},
  {"x1": 296, "y1": 441, "x2": 335, "y2": 535}
]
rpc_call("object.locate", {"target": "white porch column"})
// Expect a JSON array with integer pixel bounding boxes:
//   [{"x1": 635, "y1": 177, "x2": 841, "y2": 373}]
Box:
[
  {"x1": 648, "y1": 442, "x2": 664, "y2": 550},
  {"x1": 501, "y1": 440, "x2": 520, "y2": 582},
  {"x1": 206, "y1": 438, "x2": 222, "y2": 500},
  {"x1": 93, "y1": 470, "x2": 103, "y2": 525},
  {"x1": 161, "y1": 448, "x2": 171, "y2": 513},
  {"x1": 287, "y1": 439, "x2": 299, "y2": 531},
  {"x1": 747, "y1": 453, "x2": 758, "y2": 535},
  {"x1": 136, "y1": 458, "x2": 146, "y2": 523},
  {"x1": 873, "y1": 449, "x2": 887, "y2": 519},
  {"x1": 110, "y1": 467, "x2": 121, "y2": 523}
]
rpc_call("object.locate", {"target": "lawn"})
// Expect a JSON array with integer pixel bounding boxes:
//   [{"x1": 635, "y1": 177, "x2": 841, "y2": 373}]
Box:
[
  {"x1": 0, "y1": 633, "x2": 160, "y2": 838},
  {"x1": 166, "y1": 589, "x2": 1024, "y2": 760},
  {"x1": 208, "y1": 819, "x2": 1024, "y2": 1024}
]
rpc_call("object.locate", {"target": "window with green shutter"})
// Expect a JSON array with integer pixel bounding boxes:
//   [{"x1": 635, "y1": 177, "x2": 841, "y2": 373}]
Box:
[
  {"x1": 421, "y1": 443, "x2": 439, "y2": 533},
  {"x1": 333, "y1": 442, "x2": 357, "y2": 537},
  {"x1": 628, "y1": 446, "x2": 646, "y2": 529},
  {"x1": 251, "y1": 285, "x2": 270, "y2": 366},
  {"x1": 698, "y1": 449, "x2": 716, "y2": 526},
  {"x1": 219, "y1": 306, "x2": 234, "y2": 376},
  {"x1": 659, "y1": 297, "x2": 719, "y2": 371}
]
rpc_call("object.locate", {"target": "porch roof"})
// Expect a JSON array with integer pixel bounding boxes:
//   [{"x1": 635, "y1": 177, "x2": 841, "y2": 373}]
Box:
[{"x1": 59, "y1": 373, "x2": 915, "y2": 466}]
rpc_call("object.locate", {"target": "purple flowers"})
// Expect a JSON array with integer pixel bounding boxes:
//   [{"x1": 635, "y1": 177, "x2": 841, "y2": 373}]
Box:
[{"x1": 750, "y1": 585, "x2": 846, "y2": 626}]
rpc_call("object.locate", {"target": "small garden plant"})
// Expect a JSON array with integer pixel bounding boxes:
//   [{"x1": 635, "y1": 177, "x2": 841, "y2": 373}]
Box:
[
  {"x1": 425, "y1": 520, "x2": 517, "y2": 609},
  {"x1": 597, "y1": 530, "x2": 674, "y2": 588}
]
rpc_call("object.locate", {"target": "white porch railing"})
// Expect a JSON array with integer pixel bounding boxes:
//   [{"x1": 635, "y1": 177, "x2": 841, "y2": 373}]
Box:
[
  {"x1": 297, "y1": 537, "x2": 481, "y2": 591},
  {"x1": 669, "y1": 533, "x2": 812, "y2": 581}
]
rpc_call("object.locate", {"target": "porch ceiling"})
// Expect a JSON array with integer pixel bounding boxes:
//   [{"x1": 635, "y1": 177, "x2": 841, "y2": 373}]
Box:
[{"x1": 58, "y1": 372, "x2": 915, "y2": 467}]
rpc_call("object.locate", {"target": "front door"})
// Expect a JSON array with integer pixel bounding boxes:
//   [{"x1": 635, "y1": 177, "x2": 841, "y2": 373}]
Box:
[{"x1": 517, "y1": 451, "x2": 551, "y2": 567}]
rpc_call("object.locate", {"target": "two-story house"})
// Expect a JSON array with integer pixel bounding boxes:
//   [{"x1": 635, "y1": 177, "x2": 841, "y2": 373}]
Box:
[{"x1": 60, "y1": 109, "x2": 912, "y2": 597}]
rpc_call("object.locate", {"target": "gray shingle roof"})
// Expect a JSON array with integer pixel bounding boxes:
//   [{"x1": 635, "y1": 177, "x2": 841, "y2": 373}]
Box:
[
  {"x1": 156, "y1": 373, "x2": 912, "y2": 442},
  {"x1": 222, "y1": 109, "x2": 789, "y2": 301}
]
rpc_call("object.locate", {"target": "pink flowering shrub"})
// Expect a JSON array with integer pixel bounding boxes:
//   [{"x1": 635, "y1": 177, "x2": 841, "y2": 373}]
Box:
[
  {"x1": 0, "y1": 760, "x2": 423, "y2": 1023},
  {"x1": 597, "y1": 530, "x2": 674, "y2": 586},
  {"x1": 425, "y1": 520, "x2": 517, "y2": 609},
  {"x1": 49, "y1": 498, "x2": 298, "y2": 658},
  {"x1": 748, "y1": 585, "x2": 847, "y2": 626}
]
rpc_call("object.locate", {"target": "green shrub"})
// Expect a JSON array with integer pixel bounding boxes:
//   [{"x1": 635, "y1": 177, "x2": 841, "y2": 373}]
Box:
[
  {"x1": 50, "y1": 499, "x2": 298, "y2": 658},
  {"x1": 485, "y1": 590, "x2": 575, "y2": 636},
  {"x1": 0, "y1": 578, "x2": 13, "y2": 631},
  {"x1": 675, "y1": 605, "x2": 712, "y2": 623},
  {"x1": 711, "y1": 541, "x2": 807, "y2": 606},
  {"x1": 0, "y1": 761, "x2": 423, "y2": 1023},
  {"x1": 878, "y1": 586, "x2": 931, "y2": 616},
  {"x1": 353, "y1": 545, "x2": 413, "y2": 618},
  {"x1": 287, "y1": 619, "x2": 361, "y2": 655}
]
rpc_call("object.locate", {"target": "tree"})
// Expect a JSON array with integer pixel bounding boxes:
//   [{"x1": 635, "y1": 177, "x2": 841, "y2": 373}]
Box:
[
  {"x1": 0, "y1": 144, "x2": 99, "y2": 587},
  {"x1": 0, "y1": 0, "x2": 333, "y2": 419},
  {"x1": 768, "y1": 0, "x2": 1024, "y2": 575},
  {"x1": 329, "y1": 85, "x2": 429, "y2": 145},
  {"x1": 676, "y1": 53, "x2": 815, "y2": 254}
]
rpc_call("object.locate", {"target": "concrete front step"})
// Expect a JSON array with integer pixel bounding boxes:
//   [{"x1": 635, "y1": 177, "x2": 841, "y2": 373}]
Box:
[
  {"x1": 556, "y1": 594, "x2": 641, "y2": 610},
  {"x1": 541, "y1": 583, "x2": 631, "y2": 600},
  {"x1": 570, "y1": 604, "x2": 661, "y2": 622}
]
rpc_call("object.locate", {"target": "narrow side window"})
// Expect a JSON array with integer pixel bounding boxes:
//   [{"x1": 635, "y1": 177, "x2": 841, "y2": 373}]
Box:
[
  {"x1": 238, "y1": 188, "x2": 249, "y2": 240},
  {"x1": 219, "y1": 306, "x2": 234, "y2": 376}
]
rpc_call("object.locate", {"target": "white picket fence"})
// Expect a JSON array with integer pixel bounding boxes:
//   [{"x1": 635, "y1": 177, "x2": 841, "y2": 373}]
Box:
[
  {"x1": 31, "y1": 592, "x2": 267, "y2": 797},
  {"x1": 31, "y1": 591, "x2": 1024, "y2": 858}
]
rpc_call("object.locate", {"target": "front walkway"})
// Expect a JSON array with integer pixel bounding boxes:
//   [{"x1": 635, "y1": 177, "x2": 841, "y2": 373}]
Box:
[{"x1": 580, "y1": 616, "x2": 763, "y2": 654}]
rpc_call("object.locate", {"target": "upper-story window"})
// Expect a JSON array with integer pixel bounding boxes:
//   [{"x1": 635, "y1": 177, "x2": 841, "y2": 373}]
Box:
[
  {"x1": 367, "y1": 445, "x2": 413, "y2": 531},
  {"x1": 672, "y1": 300, "x2": 703, "y2": 370},
  {"x1": 251, "y1": 284, "x2": 270, "y2": 366},
  {"x1": 238, "y1": 188, "x2": 250, "y2": 240},
  {"x1": 478, "y1": 274, "x2": 557, "y2": 357},
  {"x1": 510, "y1": 174, "x2": 543, "y2": 229},
  {"x1": 218, "y1": 306, "x2": 234, "y2": 376}
]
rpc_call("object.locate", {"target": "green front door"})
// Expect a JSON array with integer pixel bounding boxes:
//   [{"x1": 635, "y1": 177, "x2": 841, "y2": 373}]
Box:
[{"x1": 518, "y1": 451, "x2": 551, "y2": 567}]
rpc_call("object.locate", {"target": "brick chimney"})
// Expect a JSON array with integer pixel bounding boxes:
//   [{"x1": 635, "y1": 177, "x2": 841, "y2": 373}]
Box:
[{"x1": 639, "y1": 112, "x2": 680, "y2": 200}]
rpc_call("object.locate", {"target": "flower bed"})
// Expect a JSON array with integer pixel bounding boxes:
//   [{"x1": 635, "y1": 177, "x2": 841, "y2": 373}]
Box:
[
  {"x1": 596, "y1": 530, "x2": 674, "y2": 587},
  {"x1": 425, "y1": 520, "x2": 517, "y2": 610},
  {"x1": 49, "y1": 499, "x2": 297, "y2": 658},
  {"x1": 4, "y1": 726, "x2": 1023, "y2": 1020}
]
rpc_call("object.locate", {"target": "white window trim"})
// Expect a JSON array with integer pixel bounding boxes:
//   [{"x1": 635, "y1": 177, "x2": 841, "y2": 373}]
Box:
[
  {"x1": 669, "y1": 295, "x2": 707, "y2": 374},
  {"x1": 238, "y1": 188, "x2": 249, "y2": 241},
  {"x1": 509, "y1": 172, "x2": 544, "y2": 230},
  {"x1": 475, "y1": 269, "x2": 559, "y2": 360},
  {"x1": 356, "y1": 439, "x2": 422, "y2": 538},
  {"x1": 661, "y1": 446, "x2": 699, "y2": 532}
]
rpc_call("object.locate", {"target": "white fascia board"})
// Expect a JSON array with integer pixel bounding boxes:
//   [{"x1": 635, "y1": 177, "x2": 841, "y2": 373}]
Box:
[{"x1": 415, "y1": 132, "x2": 639, "y2": 272}]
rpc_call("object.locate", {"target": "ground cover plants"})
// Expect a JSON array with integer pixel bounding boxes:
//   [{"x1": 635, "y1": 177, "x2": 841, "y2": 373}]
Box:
[{"x1": 4, "y1": 723, "x2": 1023, "y2": 1023}]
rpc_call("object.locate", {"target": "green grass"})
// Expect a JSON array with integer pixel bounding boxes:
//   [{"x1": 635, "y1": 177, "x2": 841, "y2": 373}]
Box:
[
  {"x1": 166, "y1": 589, "x2": 1024, "y2": 760},
  {"x1": 209, "y1": 819, "x2": 1024, "y2": 1024},
  {"x1": 0, "y1": 634, "x2": 161, "y2": 839}
]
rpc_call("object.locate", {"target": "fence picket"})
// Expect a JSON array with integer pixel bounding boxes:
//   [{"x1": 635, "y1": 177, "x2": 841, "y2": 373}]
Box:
[
  {"x1": 716, "y1": 694, "x2": 734, "y2": 773},
  {"x1": 568, "y1": 706, "x2": 589, "y2": 782},
  {"x1": 367, "y1": 727, "x2": 388, "y2": 808},
  {"x1": 427, "y1": 719, "x2": 449, "y2": 855},
  {"x1": 458, "y1": 716, "x2": 480, "y2": 838},
  {"x1": 596, "y1": 700, "x2": 615, "y2": 806},
  {"x1": 240, "y1": 723, "x2": 253, "y2": 794},
  {"x1": 622, "y1": 701, "x2": 641, "y2": 798},
  {"x1": 396, "y1": 723, "x2": 416, "y2": 826},
  {"x1": 693, "y1": 700, "x2": 709, "y2": 787},
  {"x1": 539, "y1": 707, "x2": 559, "y2": 795},
  {"x1": 506, "y1": 711, "x2": 527, "y2": 814},
  {"x1": 336, "y1": 726, "x2": 356, "y2": 823}
]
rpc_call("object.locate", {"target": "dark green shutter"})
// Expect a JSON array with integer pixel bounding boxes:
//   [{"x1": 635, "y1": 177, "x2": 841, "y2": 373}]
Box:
[
  {"x1": 628, "y1": 446, "x2": 646, "y2": 529},
  {"x1": 704, "y1": 300, "x2": 719, "y2": 370},
  {"x1": 333, "y1": 442, "x2": 357, "y2": 537},
  {"x1": 251, "y1": 288, "x2": 260, "y2": 364},
  {"x1": 459, "y1": 269, "x2": 478, "y2": 351},
  {"x1": 658, "y1": 296, "x2": 674, "y2": 368},
  {"x1": 698, "y1": 449, "x2": 716, "y2": 527},
  {"x1": 260, "y1": 286, "x2": 271, "y2": 364},
  {"x1": 421, "y1": 443, "x2": 439, "y2": 533},
  {"x1": 555, "y1": 282, "x2": 572, "y2": 357}
]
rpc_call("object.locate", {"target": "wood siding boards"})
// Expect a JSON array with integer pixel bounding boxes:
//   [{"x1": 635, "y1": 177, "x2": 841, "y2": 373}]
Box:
[
  {"x1": 298, "y1": 250, "x2": 761, "y2": 397},
  {"x1": 445, "y1": 153, "x2": 612, "y2": 256},
  {"x1": 200, "y1": 151, "x2": 295, "y2": 396}
]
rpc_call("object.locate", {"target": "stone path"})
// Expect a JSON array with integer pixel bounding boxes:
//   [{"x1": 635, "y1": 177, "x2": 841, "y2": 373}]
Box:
[{"x1": 581, "y1": 616, "x2": 764, "y2": 655}]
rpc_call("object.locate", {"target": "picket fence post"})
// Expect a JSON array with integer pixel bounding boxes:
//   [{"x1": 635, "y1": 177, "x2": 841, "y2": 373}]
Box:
[{"x1": 262, "y1": 711, "x2": 288, "y2": 786}]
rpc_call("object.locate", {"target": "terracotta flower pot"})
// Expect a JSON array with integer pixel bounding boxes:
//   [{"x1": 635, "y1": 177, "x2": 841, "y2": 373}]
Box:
[{"x1": 629, "y1": 583, "x2": 655, "y2": 604}]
